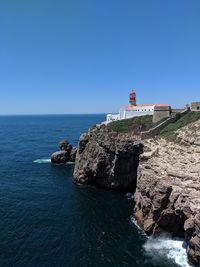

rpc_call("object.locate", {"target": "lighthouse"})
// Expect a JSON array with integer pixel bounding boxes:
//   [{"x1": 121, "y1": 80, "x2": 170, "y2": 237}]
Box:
[
  {"x1": 129, "y1": 90, "x2": 136, "y2": 106},
  {"x1": 105, "y1": 90, "x2": 170, "y2": 124},
  {"x1": 105, "y1": 88, "x2": 170, "y2": 123}
]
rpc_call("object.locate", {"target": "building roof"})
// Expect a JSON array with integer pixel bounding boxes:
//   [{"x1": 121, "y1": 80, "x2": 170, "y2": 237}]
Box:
[
  {"x1": 136, "y1": 104, "x2": 155, "y2": 107},
  {"x1": 154, "y1": 104, "x2": 170, "y2": 107},
  {"x1": 121, "y1": 104, "x2": 170, "y2": 110}
]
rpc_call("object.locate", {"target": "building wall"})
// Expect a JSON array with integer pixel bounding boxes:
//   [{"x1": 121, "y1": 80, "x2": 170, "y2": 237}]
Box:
[
  {"x1": 191, "y1": 102, "x2": 200, "y2": 111},
  {"x1": 106, "y1": 105, "x2": 172, "y2": 124},
  {"x1": 153, "y1": 106, "x2": 171, "y2": 123},
  {"x1": 119, "y1": 105, "x2": 155, "y2": 119},
  {"x1": 106, "y1": 114, "x2": 120, "y2": 122}
]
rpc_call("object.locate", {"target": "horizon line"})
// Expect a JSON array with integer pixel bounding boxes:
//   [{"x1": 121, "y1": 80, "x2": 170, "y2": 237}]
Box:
[{"x1": 0, "y1": 113, "x2": 108, "y2": 116}]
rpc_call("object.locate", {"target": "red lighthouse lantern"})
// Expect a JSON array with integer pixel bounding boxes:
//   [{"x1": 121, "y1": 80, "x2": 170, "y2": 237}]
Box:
[{"x1": 129, "y1": 90, "x2": 136, "y2": 106}]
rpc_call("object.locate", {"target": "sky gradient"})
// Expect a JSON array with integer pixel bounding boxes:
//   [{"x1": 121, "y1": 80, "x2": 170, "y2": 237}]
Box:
[{"x1": 0, "y1": 0, "x2": 200, "y2": 114}]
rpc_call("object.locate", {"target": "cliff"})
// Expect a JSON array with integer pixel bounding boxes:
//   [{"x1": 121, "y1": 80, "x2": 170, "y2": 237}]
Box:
[
  {"x1": 134, "y1": 119, "x2": 200, "y2": 266},
  {"x1": 73, "y1": 113, "x2": 200, "y2": 266},
  {"x1": 73, "y1": 125, "x2": 143, "y2": 192}
]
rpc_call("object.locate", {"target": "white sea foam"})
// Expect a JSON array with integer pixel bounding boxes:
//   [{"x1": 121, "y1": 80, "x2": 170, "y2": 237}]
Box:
[
  {"x1": 130, "y1": 215, "x2": 191, "y2": 266},
  {"x1": 33, "y1": 159, "x2": 75, "y2": 164},
  {"x1": 66, "y1": 161, "x2": 75, "y2": 165},
  {"x1": 130, "y1": 216, "x2": 144, "y2": 233},
  {"x1": 143, "y1": 237, "x2": 191, "y2": 267},
  {"x1": 33, "y1": 158, "x2": 51, "y2": 164},
  {"x1": 126, "y1": 192, "x2": 134, "y2": 200}
]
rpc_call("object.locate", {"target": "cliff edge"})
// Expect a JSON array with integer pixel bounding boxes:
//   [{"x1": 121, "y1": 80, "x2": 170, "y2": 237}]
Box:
[
  {"x1": 73, "y1": 113, "x2": 200, "y2": 266},
  {"x1": 134, "y1": 119, "x2": 200, "y2": 266}
]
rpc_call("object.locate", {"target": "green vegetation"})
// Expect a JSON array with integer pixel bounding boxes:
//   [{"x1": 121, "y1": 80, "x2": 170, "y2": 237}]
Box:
[
  {"x1": 160, "y1": 111, "x2": 200, "y2": 142},
  {"x1": 107, "y1": 111, "x2": 200, "y2": 138},
  {"x1": 108, "y1": 115, "x2": 165, "y2": 134}
]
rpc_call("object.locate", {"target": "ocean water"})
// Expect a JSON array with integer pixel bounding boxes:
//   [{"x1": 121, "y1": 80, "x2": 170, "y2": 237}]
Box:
[{"x1": 0, "y1": 115, "x2": 190, "y2": 267}]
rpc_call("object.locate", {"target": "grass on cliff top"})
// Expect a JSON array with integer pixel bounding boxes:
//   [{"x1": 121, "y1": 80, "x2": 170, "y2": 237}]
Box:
[
  {"x1": 160, "y1": 111, "x2": 200, "y2": 142},
  {"x1": 108, "y1": 115, "x2": 164, "y2": 134}
]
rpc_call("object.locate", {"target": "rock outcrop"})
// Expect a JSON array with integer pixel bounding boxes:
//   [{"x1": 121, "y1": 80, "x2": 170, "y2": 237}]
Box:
[
  {"x1": 73, "y1": 125, "x2": 143, "y2": 192},
  {"x1": 51, "y1": 139, "x2": 77, "y2": 164},
  {"x1": 70, "y1": 146, "x2": 77, "y2": 162},
  {"x1": 134, "y1": 119, "x2": 200, "y2": 266},
  {"x1": 51, "y1": 151, "x2": 70, "y2": 164}
]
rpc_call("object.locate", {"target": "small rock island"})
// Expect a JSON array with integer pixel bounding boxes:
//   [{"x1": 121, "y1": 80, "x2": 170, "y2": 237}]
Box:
[{"x1": 51, "y1": 139, "x2": 77, "y2": 164}]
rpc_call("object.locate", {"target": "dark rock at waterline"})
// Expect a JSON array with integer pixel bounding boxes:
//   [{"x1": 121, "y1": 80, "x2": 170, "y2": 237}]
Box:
[
  {"x1": 51, "y1": 140, "x2": 77, "y2": 164},
  {"x1": 59, "y1": 139, "x2": 72, "y2": 153},
  {"x1": 70, "y1": 147, "x2": 77, "y2": 162},
  {"x1": 73, "y1": 125, "x2": 143, "y2": 192},
  {"x1": 51, "y1": 151, "x2": 70, "y2": 164},
  {"x1": 187, "y1": 213, "x2": 200, "y2": 267}
]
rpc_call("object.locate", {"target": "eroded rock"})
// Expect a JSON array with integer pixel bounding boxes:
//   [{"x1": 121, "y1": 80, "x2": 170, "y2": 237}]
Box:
[
  {"x1": 134, "y1": 120, "x2": 200, "y2": 266},
  {"x1": 51, "y1": 151, "x2": 70, "y2": 164},
  {"x1": 73, "y1": 126, "x2": 143, "y2": 192},
  {"x1": 51, "y1": 139, "x2": 77, "y2": 164}
]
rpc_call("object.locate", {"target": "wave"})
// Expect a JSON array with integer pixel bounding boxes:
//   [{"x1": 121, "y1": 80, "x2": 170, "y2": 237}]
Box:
[
  {"x1": 130, "y1": 216, "x2": 145, "y2": 233},
  {"x1": 125, "y1": 192, "x2": 134, "y2": 201},
  {"x1": 143, "y1": 237, "x2": 191, "y2": 267},
  {"x1": 33, "y1": 158, "x2": 51, "y2": 164},
  {"x1": 33, "y1": 159, "x2": 75, "y2": 164}
]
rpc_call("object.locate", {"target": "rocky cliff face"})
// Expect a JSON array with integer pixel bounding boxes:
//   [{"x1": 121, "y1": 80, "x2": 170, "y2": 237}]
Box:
[
  {"x1": 73, "y1": 125, "x2": 143, "y2": 192},
  {"x1": 73, "y1": 118, "x2": 200, "y2": 266},
  {"x1": 134, "y1": 119, "x2": 200, "y2": 266}
]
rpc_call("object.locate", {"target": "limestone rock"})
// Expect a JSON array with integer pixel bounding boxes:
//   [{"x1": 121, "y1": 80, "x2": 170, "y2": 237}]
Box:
[
  {"x1": 51, "y1": 139, "x2": 76, "y2": 164},
  {"x1": 51, "y1": 151, "x2": 70, "y2": 164},
  {"x1": 73, "y1": 126, "x2": 143, "y2": 192},
  {"x1": 59, "y1": 139, "x2": 72, "y2": 152},
  {"x1": 70, "y1": 147, "x2": 77, "y2": 162},
  {"x1": 134, "y1": 119, "x2": 200, "y2": 266},
  {"x1": 177, "y1": 119, "x2": 200, "y2": 146}
]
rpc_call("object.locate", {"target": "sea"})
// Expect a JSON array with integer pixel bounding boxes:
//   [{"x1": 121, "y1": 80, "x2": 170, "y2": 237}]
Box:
[{"x1": 0, "y1": 114, "x2": 191, "y2": 267}]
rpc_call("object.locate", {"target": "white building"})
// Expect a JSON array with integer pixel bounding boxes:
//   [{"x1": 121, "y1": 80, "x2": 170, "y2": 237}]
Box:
[{"x1": 105, "y1": 90, "x2": 169, "y2": 123}]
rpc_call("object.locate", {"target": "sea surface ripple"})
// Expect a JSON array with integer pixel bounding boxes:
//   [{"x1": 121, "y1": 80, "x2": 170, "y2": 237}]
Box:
[{"x1": 0, "y1": 115, "x2": 189, "y2": 267}]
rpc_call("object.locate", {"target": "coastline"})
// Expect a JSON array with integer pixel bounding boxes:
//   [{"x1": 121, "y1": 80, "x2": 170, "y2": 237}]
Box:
[{"x1": 66, "y1": 111, "x2": 200, "y2": 267}]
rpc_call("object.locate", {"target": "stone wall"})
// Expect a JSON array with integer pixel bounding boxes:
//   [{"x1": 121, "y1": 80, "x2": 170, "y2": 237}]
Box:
[
  {"x1": 153, "y1": 106, "x2": 171, "y2": 123},
  {"x1": 191, "y1": 102, "x2": 200, "y2": 111},
  {"x1": 141, "y1": 108, "x2": 190, "y2": 140},
  {"x1": 171, "y1": 108, "x2": 185, "y2": 113}
]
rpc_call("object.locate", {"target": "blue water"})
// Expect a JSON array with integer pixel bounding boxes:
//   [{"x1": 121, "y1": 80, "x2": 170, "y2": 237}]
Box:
[{"x1": 0, "y1": 115, "x2": 187, "y2": 267}]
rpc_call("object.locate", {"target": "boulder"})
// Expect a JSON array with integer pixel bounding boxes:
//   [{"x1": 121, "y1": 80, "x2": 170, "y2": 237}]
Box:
[
  {"x1": 51, "y1": 139, "x2": 76, "y2": 164},
  {"x1": 51, "y1": 151, "x2": 70, "y2": 164},
  {"x1": 59, "y1": 139, "x2": 72, "y2": 153}
]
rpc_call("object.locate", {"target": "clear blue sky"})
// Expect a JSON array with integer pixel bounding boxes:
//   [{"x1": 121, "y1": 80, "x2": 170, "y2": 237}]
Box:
[{"x1": 0, "y1": 0, "x2": 200, "y2": 114}]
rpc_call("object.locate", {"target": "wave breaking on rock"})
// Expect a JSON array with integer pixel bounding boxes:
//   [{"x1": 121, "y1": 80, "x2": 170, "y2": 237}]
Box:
[{"x1": 143, "y1": 238, "x2": 191, "y2": 267}]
